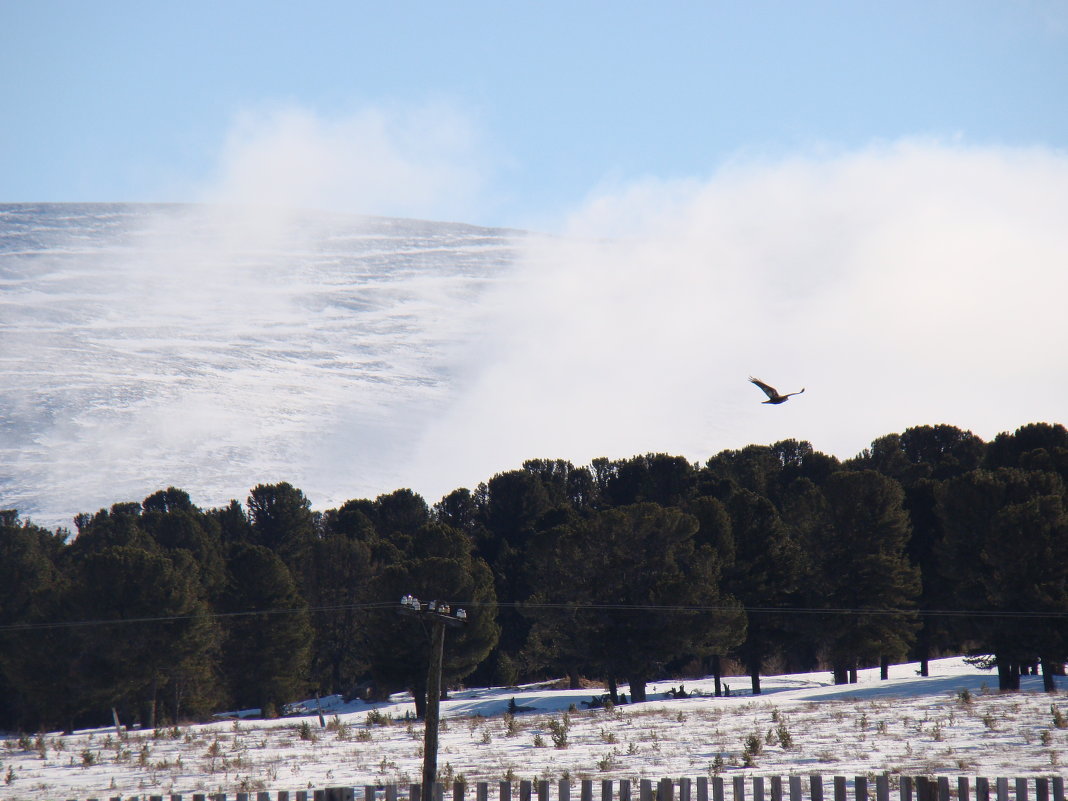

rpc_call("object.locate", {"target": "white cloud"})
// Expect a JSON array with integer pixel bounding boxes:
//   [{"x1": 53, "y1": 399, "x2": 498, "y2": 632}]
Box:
[
  {"x1": 207, "y1": 103, "x2": 493, "y2": 221},
  {"x1": 410, "y1": 140, "x2": 1068, "y2": 496}
]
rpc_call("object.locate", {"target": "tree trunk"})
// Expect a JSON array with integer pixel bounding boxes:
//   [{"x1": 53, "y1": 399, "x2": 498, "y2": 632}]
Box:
[
  {"x1": 848, "y1": 666, "x2": 858, "y2": 684},
  {"x1": 880, "y1": 655, "x2": 890, "y2": 681},
  {"x1": 917, "y1": 627, "x2": 930, "y2": 677},
  {"x1": 1041, "y1": 657, "x2": 1058, "y2": 692},
  {"x1": 832, "y1": 663, "x2": 849, "y2": 685},
  {"x1": 607, "y1": 675, "x2": 618, "y2": 704},
  {"x1": 712, "y1": 654, "x2": 723, "y2": 698},
  {"x1": 412, "y1": 679, "x2": 428, "y2": 720},
  {"x1": 996, "y1": 655, "x2": 1021, "y2": 691},
  {"x1": 749, "y1": 657, "x2": 762, "y2": 695},
  {"x1": 628, "y1": 676, "x2": 647, "y2": 703},
  {"x1": 567, "y1": 667, "x2": 582, "y2": 690}
]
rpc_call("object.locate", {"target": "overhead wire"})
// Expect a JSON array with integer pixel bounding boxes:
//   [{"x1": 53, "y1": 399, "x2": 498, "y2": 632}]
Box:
[{"x1": 2, "y1": 599, "x2": 1066, "y2": 634}]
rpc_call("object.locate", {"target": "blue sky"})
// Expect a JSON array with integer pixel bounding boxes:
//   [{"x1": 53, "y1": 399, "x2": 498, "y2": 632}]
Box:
[{"x1": 2, "y1": 1, "x2": 1066, "y2": 228}]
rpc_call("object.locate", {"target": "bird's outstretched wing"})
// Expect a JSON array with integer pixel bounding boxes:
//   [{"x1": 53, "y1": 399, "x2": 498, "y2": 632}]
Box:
[{"x1": 748, "y1": 376, "x2": 779, "y2": 399}]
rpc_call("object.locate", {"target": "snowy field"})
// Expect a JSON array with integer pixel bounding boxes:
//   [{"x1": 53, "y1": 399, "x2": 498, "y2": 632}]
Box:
[
  {"x1": 2, "y1": 658, "x2": 1066, "y2": 799},
  {"x1": 0, "y1": 203, "x2": 520, "y2": 527}
]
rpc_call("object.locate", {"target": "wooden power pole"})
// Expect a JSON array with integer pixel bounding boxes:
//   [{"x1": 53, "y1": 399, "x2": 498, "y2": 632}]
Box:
[{"x1": 398, "y1": 596, "x2": 468, "y2": 801}]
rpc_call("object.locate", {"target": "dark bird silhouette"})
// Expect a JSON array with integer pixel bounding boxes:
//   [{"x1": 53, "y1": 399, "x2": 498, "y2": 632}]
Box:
[{"x1": 749, "y1": 376, "x2": 805, "y2": 404}]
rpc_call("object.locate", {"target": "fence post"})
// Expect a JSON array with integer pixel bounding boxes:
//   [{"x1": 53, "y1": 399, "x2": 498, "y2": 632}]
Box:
[
  {"x1": 455, "y1": 783, "x2": 466, "y2": 801},
  {"x1": 1037, "y1": 779, "x2": 1049, "y2": 801},
  {"x1": 279, "y1": 794, "x2": 290, "y2": 801},
  {"x1": 996, "y1": 779, "x2": 1009, "y2": 801},
  {"x1": 366, "y1": 786, "x2": 377, "y2": 801},
  {"x1": 621, "y1": 780, "x2": 631, "y2": 801},
  {"x1": 386, "y1": 787, "x2": 397, "y2": 801},
  {"x1": 603, "y1": 781, "x2": 614, "y2": 801},
  {"x1": 297, "y1": 793, "x2": 309, "y2": 801},
  {"x1": 582, "y1": 779, "x2": 593, "y2": 801},
  {"x1": 659, "y1": 780, "x2": 675, "y2": 801},
  {"x1": 833, "y1": 777, "x2": 846, "y2": 801},
  {"x1": 811, "y1": 775, "x2": 824, "y2": 801},
  {"x1": 915, "y1": 777, "x2": 931, "y2": 801},
  {"x1": 640, "y1": 780, "x2": 653, "y2": 801},
  {"x1": 412, "y1": 786, "x2": 421, "y2": 801},
  {"x1": 733, "y1": 776, "x2": 746, "y2": 801},
  {"x1": 500, "y1": 783, "x2": 512, "y2": 801},
  {"x1": 959, "y1": 779, "x2": 970, "y2": 801},
  {"x1": 770, "y1": 776, "x2": 783, "y2": 801},
  {"x1": 1016, "y1": 780, "x2": 1029, "y2": 801},
  {"x1": 477, "y1": 783, "x2": 488, "y2": 801},
  {"x1": 256, "y1": 794, "x2": 270, "y2": 801},
  {"x1": 537, "y1": 780, "x2": 549, "y2": 801},
  {"x1": 1051, "y1": 778, "x2": 1064, "y2": 801},
  {"x1": 520, "y1": 781, "x2": 531, "y2": 801},
  {"x1": 697, "y1": 778, "x2": 709, "y2": 801},
  {"x1": 899, "y1": 777, "x2": 912, "y2": 801},
  {"x1": 976, "y1": 779, "x2": 989, "y2": 801},
  {"x1": 876, "y1": 775, "x2": 889, "y2": 801},
  {"x1": 680, "y1": 778, "x2": 692, "y2": 801},
  {"x1": 788, "y1": 777, "x2": 802, "y2": 801},
  {"x1": 559, "y1": 780, "x2": 569, "y2": 801},
  {"x1": 937, "y1": 778, "x2": 950, "y2": 801},
  {"x1": 712, "y1": 778, "x2": 725, "y2": 801},
  {"x1": 753, "y1": 777, "x2": 765, "y2": 801},
  {"x1": 857, "y1": 776, "x2": 869, "y2": 801}
]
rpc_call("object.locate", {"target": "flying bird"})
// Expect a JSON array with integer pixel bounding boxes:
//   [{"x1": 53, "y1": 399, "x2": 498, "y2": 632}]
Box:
[{"x1": 749, "y1": 377, "x2": 805, "y2": 404}]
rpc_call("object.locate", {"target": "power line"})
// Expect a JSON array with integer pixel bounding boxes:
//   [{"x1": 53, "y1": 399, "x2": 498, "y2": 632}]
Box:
[{"x1": 2, "y1": 599, "x2": 1066, "y2": 635}]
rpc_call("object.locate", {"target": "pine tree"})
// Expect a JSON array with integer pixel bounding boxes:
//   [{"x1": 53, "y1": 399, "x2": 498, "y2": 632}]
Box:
[{"x1": 812, "y1": 470, "x2": 919, "y2": 683}]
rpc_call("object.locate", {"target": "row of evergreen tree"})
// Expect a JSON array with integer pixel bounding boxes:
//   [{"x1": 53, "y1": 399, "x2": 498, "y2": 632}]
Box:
[{"x1": 1, "y1": 422, "x2": 1067, "y2": 733}]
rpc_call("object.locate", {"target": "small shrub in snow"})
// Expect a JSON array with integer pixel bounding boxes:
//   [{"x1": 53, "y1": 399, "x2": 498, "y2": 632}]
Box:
[
  {"x1": 742, "y1": 733, "x2": 762, "y2": 767},
  {"x1": 776, "y1": 722, "x2": 794, "y2": 749},
  {"x1": 547, "y1": 718, "x2": 569, "y2": 749},
  {"x1": 1052, "y1": 704, "x2": 1067, "y2": 729},
  {"x1": 366, "y1": 709, "x2": 393, "y2": 726}
]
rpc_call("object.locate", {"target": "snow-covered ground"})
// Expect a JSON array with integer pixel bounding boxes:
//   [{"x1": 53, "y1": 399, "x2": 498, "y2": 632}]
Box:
[{"x1": 2, "y1": 658, "x2": 1066, "y2": 799}]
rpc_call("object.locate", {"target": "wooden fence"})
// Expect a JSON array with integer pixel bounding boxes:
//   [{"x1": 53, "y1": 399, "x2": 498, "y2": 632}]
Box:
[{"x1": 65, "y1": 775, "x2": 1067, "y2": 801}]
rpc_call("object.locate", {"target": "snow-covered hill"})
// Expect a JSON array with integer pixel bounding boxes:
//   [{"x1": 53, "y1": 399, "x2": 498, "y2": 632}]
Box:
[
  {"x1": 0, "y1": 203, "x2": 523, "y2": 527},
  {"x1": 1, "y1": 658, "x2": 1066, "y2": 798}
]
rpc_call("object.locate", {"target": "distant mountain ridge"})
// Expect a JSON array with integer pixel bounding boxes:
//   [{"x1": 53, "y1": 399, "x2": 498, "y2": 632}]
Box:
[{"x1": 0, "y1": 203, "x2": 523, "y2": 528}]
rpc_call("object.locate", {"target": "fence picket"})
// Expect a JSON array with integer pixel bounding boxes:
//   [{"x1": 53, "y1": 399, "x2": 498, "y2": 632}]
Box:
[
  {"x1": 771, "y1": 776, "x2": 783, "y2": 801},
  {"x1": 810, "y1": 775, "x2": 824, "y2": 801}
]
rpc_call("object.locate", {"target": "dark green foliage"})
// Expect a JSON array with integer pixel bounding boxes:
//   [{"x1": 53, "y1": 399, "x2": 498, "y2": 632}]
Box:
[
  {"x1": 723, "y1": 490, "x2": 801, "y2": 693},
  {"x1": 937, "y1": 467, "x2": 1068, "y2": 689},
  {"x1": 809, "y1": 470, "x2": 920, "y2": 682},
  {"x1": 4, "y1": 418, "x2": 1068, "y2": 730},
  {"x1": 218, "y1": 542, "x2": 312, "y2": 712},
  {"x1": 363, "y1": 519, "x2": 499, "y2": 717},
  {"x1": 524, "y1": 503, "x2": 745, "y2": 701}
]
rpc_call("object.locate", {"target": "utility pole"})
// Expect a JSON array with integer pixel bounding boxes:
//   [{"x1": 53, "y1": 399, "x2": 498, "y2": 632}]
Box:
[{"x1": 399, "y1": 595, "x2": 468, "y2": 801}]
